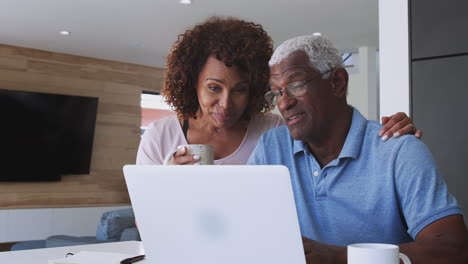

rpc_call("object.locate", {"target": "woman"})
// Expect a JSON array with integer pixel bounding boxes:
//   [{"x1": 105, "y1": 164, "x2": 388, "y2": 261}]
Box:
[{"x1": 137, "y1": 16, "x2": 420, "y2": 165}]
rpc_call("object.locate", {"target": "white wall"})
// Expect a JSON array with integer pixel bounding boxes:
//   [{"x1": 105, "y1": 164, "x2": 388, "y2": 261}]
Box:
[
  {"x1": 379, "y1": 0, "x2": 410, "y2": 119},
  {"x1": 348, "y1": 46, "x2": 379, "y2": 121},
  {"x1": 0, "y1": 206, "x2": 130, "y2": 243}
]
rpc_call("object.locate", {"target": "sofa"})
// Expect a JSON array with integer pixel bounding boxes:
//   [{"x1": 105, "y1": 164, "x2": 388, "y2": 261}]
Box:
[{"x1": 11, "y1": 208, "x2": 140, "y2": 251}]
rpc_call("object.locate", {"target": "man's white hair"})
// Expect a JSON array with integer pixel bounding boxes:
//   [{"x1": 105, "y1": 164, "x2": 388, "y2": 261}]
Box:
[{"x1": 269, "y1": 35, "x2": 343, "y2": 78}]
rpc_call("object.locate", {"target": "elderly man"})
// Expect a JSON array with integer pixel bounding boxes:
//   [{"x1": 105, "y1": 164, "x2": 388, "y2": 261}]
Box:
[{"x1": 248, "y1": 35, "x2": 467, "y2": 263}]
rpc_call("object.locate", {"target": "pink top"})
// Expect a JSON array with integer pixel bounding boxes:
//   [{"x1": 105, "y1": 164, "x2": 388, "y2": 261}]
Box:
[{"x1": 136, "y1": 113, "x2": 284, "y2": 165}]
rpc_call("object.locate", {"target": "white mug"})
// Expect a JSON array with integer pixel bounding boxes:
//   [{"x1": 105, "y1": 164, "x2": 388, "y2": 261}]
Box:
[
  {"x1": 348, "y1": 243, "x2": 411, "y2": 264},
  {"x1": 183, "y1": 144, "x2": 214, "y2": 165}
]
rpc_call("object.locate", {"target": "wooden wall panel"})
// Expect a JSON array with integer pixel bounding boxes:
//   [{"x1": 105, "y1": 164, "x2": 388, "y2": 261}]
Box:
[{"x1": 0, "y1": 44, "x2": 164, "y2": 209}]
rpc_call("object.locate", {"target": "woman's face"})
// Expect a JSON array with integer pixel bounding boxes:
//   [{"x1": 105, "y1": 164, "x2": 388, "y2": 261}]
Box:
[{"x1": 196, "y1": 55, "x2": 250, "y2": 129}]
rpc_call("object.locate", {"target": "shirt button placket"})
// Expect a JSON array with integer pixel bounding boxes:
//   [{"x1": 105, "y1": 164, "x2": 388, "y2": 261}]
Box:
[
  {"x1": 314, "y1": 170, "x2": 327, "y2": 200},
  {"x1": 312, "y1": 170, "x2": 320, "y2": 199}
]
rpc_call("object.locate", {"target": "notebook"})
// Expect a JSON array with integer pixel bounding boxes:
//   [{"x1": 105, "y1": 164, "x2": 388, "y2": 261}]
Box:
[{"x1": 123, "y1": 165, "x2": 306, "y2": 264}]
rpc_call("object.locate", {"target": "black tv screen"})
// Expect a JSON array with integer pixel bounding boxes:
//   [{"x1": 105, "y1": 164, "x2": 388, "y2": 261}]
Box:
[{"x1": 0, "y1": 89, "x2": 98, "y2": 181}]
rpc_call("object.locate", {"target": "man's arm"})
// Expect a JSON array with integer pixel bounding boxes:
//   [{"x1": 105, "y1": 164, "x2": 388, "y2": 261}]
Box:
[
  {"x1": 301, "y1": 237, "x2": 347, "y2": 264},
  {"x1": 300, "y1": 216, "x2": 468, "y2": 264},
  {"x1": 394, "y1": 136, "x2": 467, "y2": 263},
  {"x1": 399, "y1": 214, "x2": 468, "y2": 264}
]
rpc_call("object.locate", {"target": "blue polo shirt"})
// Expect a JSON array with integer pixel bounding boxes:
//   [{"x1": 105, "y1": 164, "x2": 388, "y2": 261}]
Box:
[{"x1": 248, "y1": 107, "x2": 462, "y2": 246}]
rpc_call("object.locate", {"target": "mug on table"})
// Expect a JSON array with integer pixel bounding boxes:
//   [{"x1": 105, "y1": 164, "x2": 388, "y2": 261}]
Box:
[{"x1": 348, "y1": 243, "x2": 411, "y2": 264}]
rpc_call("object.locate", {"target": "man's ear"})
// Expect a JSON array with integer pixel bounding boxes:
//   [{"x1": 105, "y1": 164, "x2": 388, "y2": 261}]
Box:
[{"x1": 330, "y1": 68, "x2": 348, "y2": 98}]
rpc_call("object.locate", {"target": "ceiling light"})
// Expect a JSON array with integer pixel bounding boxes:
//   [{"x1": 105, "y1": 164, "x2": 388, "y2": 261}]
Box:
[
  {"x1": 59, "y1": 31, "x2": 70, "y2": 36},
  {"x1": 313, "y1": 32, "x2": 322, "y2": 36},
  {"x1": 179, "y1": 0, "x2": 192, "y2": 4}
]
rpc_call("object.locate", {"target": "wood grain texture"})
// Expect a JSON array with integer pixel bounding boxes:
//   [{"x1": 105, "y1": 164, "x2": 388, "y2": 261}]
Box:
[{"x1": 0, "y1": 44, "x2": 164, "y2": 209}]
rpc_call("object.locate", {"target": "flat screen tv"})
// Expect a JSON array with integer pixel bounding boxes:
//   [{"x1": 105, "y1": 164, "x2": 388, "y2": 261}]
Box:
[{"x1": 0, "y1": 88, "x2": 98, "y2": 181}]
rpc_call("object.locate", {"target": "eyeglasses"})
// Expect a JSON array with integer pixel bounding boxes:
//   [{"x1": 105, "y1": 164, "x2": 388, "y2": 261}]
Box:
[{"x1": 264, "y1": 69, "x2": 333, "y2": 106}]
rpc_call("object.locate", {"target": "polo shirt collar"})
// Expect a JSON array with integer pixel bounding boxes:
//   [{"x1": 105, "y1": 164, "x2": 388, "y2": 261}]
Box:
[
  {"x1": 338, "y1": 107, "x2": 367, "y2": 159},
  {"x1": 291, "y1": 106, "x2": 367, "y2": 159},
  {"x1": 293, "y1": 139, "x2": 308, "y2": 155}
]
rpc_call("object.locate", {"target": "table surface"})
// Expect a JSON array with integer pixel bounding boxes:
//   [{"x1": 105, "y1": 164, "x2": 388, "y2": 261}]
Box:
[{"x1": 0, "y1": 241, "x2": 146, "y2": 264}]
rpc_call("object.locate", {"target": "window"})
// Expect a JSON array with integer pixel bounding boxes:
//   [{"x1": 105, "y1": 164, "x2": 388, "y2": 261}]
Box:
[{"x1": 140, "y1": 92, "x2": 174, "y2": 134}]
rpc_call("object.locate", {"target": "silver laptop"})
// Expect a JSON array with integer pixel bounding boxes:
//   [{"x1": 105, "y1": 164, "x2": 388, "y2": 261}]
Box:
[{"x1": 123, "y1": 165, "x2": 306, "y2": 264}]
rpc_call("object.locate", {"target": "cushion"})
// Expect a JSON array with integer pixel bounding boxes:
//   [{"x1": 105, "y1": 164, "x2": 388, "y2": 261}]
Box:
[
  {"x1": 120, "y1": 227, "x2": 141, "y2": 241},
  {"x1": 45, "y1": 235, "x2": 114, "y2": 248},
  {"x1": 95, "y1": 208, "x2": 136, "y2": 241}
]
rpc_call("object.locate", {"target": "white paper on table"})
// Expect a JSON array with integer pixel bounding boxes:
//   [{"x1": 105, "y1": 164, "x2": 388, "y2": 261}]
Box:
[{"x1": 48, "y1": 250, "x2": 145, "y2": 264}]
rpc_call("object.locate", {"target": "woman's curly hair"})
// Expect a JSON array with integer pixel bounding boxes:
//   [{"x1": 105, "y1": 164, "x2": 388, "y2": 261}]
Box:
[{"x1": 162, "y1": 16, "x2": 274, "y2": 120}]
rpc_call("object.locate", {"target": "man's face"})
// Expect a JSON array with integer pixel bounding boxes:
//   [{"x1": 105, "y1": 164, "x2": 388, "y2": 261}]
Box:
[{"x1": 269, "y1": 51, "x2": 342, "y2": 142}]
